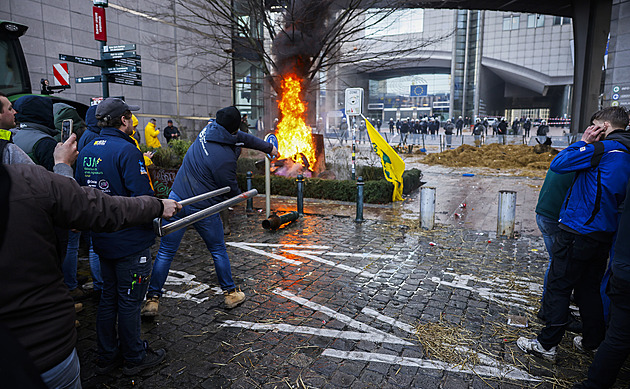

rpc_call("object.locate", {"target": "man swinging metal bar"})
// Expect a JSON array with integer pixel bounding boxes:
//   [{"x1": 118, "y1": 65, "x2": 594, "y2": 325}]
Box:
[{"x1": 153, "y1": 189, "x2": 258, "y2": 237}]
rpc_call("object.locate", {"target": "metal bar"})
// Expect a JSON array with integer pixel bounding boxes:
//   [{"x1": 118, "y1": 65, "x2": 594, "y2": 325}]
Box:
[
  {"x1": 497, "y1": 190, "x2": 517, "y2": 238},
  {"x1": 265, "y1": 157, "x2": 271, "y2": 218},
  {"x1": 178, "y1": 186, "x2": 230, "y2": 207},
  {"x1": 154, "y1": 189, "x2": 258, "y2": 237},
  {"x1": 420, "y1": 186, "x2": 436, "y2": 230},
  {"x1": 246, "y1": 172, "x2": 253, "y2": 212},
  {"x1": 355, "y1": 176, "x2": 364, "y2": 222},
  {"x1": 297, "y1": 174, "x2": 304, "y2": 215}
]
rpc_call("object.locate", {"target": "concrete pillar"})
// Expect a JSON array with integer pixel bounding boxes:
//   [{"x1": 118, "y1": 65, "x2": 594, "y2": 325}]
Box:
[{"x1": 571, "y1": 0, "x2": 613, "y2": 133}]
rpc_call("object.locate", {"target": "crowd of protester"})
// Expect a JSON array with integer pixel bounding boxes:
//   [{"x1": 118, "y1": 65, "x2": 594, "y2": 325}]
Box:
[{"x1": 0, "y1": 94, "x2": 275, "y2": 387}]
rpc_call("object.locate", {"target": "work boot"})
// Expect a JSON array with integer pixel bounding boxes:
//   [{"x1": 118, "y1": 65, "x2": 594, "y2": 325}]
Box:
[
  {"x1": 224, "y1": 289, "x2": 246, "y2": 309},
  {"x1": 141, "y1": 296, "x2": 159, "y2": 317},
  {"x1": 68, "y1": 286, "x2": 86, "y2": 301},
  {"x1": 122, "y1": 341, "x2": 166, "y2": 376}
]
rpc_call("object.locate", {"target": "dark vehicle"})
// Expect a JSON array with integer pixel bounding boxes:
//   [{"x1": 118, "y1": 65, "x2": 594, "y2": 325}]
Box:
[{"x1": 1, "y1": 20, "x2": 88, "y2": 117}]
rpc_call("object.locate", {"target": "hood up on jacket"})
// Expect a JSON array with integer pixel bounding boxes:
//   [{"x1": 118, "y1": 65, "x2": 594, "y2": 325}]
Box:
[
  {"x1": 14, "y1": 95, "x2": 55, "y2": 130},
  {"x1": 203, "y1": 121, "x2": 238, "y2": 146},
  {"x1": 84, "y1": 105, "x2": 100, "y2": 135},
  {"x1": 53, "y1": 103, "x2": 86, "y2": 134},
  {"x1": 606, "y1": 130, "x2": 630, "y2": 150}
]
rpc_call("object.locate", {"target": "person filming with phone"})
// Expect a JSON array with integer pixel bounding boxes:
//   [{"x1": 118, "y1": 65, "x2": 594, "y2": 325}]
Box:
[{"x1": 518, "y1": 107, "x2": 630, "y2": 364}]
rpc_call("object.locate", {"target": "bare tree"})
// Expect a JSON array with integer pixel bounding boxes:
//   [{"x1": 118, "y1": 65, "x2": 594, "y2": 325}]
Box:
[{"x1": 143, "y1": 0, "x2": 452, "y2": 94}]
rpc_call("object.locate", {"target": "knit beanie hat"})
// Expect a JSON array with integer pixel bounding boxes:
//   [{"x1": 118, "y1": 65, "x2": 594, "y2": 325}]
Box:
[{"x1": 216, "y1": 106, "x2": 241, "y2": 134}]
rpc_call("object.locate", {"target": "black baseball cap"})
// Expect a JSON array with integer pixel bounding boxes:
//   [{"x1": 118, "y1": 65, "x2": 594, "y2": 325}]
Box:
[{"x1": 95, "y1": 98, "x2": 140, "y2": 120}]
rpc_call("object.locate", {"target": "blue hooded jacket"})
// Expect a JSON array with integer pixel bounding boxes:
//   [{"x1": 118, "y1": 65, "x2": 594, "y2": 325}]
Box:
[
  {"x1": 171, "y1": 121, "x2": 272, "y2": 209},
  {"x1": 75, "y1": 127, "x2": 155, "y2": 258},
  {"x1": 551, "y1": 130, "x2": 630, "y2": 241},
  {"x1": 78, "y1": 105, "x2": 100, "y2": 151}
]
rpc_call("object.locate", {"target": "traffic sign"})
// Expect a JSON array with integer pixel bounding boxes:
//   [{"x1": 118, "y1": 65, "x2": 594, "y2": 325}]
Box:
[
  {"x1": 93, "y1": 6, "x2": 106, "y2": 41},
  {"x1": 345, "y1": 88, "x2": 363, "y2": 116},
  {"x1": 101, "y1": 51, "x2": 139, "y2": 60},
  {"x1": 102, "y1": 44, "x2": 136, "y2": 53},
  {"x1": 112, "y1": 72, "x2": 142, "y2": 80},
  {"x1": 53, "y1": 63, "x2": 69, "y2": 86},
  {"x1": 76, "y1": 75, "x2": 103, "y2": 83},
  {"x1": 112, "y1": 59, "x2": 141, "y2": 68},
  {"x1": 107, "y1": 76, "x2": 142, "y2": 86},
  {"x1": 59, "y1": 54, "x2": 106, "y2": 67},
  {"x1": 264, "y1": 134, "x2": 278, "y2": 159},
  {"x1": 103, "y1": 66, "x2": 137, "y2": 74}
]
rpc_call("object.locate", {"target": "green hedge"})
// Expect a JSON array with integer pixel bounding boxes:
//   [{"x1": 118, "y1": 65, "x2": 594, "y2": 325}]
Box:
[{"x1": 236, "y1": 168, "x2": 422, "y2": 204}]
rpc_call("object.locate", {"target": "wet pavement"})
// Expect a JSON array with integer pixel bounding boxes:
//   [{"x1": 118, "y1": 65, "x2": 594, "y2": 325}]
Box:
[{"x1": 76, "y1": 191, "x2": 630, "y2": 388}]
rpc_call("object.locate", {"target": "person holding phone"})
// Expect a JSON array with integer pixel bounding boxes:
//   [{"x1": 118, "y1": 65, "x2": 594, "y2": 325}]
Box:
[{"x1": 518, "y1": 107, "x2": 630, "y2": 363}]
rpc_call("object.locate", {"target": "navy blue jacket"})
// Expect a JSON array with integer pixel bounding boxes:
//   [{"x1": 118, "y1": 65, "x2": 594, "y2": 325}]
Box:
[
  {"x1": 78, "y1": 105, "x2": 100, "y2": 151},
  {"x1": 171, "y1": 122, "x2": 272, "y2": 210},
  {"x1": 75, "y1": 127, "x2": 155, "y2": 258},
  {"x1": 551, "y1": 130, "x2": 630, "y2": 241}
]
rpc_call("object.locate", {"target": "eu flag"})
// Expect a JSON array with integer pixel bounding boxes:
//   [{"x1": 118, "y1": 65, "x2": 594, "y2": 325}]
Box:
[{"x1": 410, "y1": 84, "x2": 427, "y2": 97}]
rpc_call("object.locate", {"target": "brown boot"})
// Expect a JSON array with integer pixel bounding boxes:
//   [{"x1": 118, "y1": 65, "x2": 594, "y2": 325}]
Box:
[
  {"x1": 224, "y1": 289, "x2": 245, "y2": 309},
  {"x1": 141, "y1": 296, "x2": 160, "y2": 317}
]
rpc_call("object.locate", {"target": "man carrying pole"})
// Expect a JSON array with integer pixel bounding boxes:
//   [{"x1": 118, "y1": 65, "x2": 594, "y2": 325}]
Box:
[{"x1": 142, "y1": 106, "x2": 277, "y2": 316}]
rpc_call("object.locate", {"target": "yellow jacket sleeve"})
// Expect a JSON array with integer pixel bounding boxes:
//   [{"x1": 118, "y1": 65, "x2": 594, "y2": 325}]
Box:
[{"x1": 144, "y1": 122, "x2": 161, "y2": 148}]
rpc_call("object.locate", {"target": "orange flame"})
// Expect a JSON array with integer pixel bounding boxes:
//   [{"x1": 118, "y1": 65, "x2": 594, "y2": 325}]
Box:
[{"x1": 276, "y1": 74, "x2": 316, "y2": 170}]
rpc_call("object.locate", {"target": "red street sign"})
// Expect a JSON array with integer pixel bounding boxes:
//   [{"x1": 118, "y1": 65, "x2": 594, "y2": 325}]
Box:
[
  {"x1": 93, "y1": 6, "x2": 106, "y2": 41},
  {"x1": 52, "y1": 63, "x2": 69, "y2": 86}
]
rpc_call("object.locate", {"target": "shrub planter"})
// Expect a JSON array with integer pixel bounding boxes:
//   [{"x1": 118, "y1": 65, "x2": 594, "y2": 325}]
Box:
[{"x1": 236, "y1": 168, "x2": 422, "y2": 204}]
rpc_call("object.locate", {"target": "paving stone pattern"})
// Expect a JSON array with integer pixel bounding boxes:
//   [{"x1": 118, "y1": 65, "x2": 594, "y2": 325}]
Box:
[{"x1": 77, "y1": 209, "x2": 630, "y2": 388}]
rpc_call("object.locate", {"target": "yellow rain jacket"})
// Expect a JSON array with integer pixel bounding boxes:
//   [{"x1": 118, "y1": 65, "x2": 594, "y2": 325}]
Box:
[{"x1": 144, "y1": 121, "x2": 161, "y2": 148}]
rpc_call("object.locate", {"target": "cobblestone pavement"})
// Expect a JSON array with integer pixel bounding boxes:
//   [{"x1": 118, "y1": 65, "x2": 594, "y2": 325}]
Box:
[{"x1": 76, "y1": 205, "x2": 630, "y2": 388}]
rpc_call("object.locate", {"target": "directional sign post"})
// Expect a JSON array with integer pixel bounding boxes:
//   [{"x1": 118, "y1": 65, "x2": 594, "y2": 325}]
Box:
[{"x1": 76, "y1": 75, "x2": 103, "y2": 83}]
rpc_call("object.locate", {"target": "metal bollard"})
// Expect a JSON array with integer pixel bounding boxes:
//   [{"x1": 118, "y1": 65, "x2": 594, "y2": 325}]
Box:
[
  {"x1": 439, "y1": 134, "x2": 444, "y2": 152},
  {"x1": 355, "y1": 176, "x2": 364, "y2": 222},
  {"x1": 296, "y1": 174, "x2": 304, "y2": 215},
  {"x1": 419, "y1": 186, "x2": 436, "y2": 229},
  {"x1": 246, "y1": 171, "x2": 253, "y2": 212},
  {"x1": 497, "y1": 190, "x2": 517, "y2": 238}
]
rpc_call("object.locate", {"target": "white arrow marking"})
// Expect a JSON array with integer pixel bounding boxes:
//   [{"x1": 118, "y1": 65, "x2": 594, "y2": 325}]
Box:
[
  {"x1": 321, "y1": 350, "x2": 541, "y2": 382},
  {"x1": 284, "y1": 250, "x2": 375, "y2": 278}
]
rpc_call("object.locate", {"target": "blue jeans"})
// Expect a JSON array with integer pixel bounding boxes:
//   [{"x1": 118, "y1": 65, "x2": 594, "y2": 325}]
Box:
[
  {"x1": 97, "y1": 248, "x2": 152, "y2": 363},
  {"x1": 147, "y1": 192, "x2": 235, "y2": 298},
  {"x1": 40, "y1": 348, "x2": 82, "y2": 389},
  {"x1": 62, "y1": 231, "x2": 103, "y2": 291},
  {"x1": 536, "y1": 213, "x2": 561, "y2": 297}
]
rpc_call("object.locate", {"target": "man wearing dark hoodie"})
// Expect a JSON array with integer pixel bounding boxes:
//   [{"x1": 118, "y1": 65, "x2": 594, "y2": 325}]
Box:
[
  {"x1": 518, "y1": 107, "x2": 630, "y2": 363},
  {"x1": 12, "y1": 95, "x2": 59, "y2": 171},
  {"x1": 78, "y1": 105, "x2": 99, "y2": 152},
  {"x1": 141, "y1": 106, "x2": 277, "y2": 317}
]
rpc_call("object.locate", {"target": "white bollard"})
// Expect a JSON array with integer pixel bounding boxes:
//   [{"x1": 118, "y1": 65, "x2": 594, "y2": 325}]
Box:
[
  {"x1": 420, "y1": 186, "x2": 436, "y2": 230},
  {"x1": 497, "y1": 190, "x2": 517, "y2": 238}
]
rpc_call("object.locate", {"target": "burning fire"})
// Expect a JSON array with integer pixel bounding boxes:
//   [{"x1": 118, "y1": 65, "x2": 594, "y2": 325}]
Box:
[{"x1": 275, "y1": 74, "x2": 317, "y2": 171}]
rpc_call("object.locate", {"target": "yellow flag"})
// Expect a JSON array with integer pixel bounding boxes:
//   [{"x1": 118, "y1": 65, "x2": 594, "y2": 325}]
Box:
[{"x1": 363, "y1": 116, "x2": 406, "y2": 201}]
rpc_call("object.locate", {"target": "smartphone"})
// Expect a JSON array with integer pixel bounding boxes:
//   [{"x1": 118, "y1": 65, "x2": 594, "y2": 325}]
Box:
[{"x1": 61, "y1": 119, "x2": 73, "y2": 143}]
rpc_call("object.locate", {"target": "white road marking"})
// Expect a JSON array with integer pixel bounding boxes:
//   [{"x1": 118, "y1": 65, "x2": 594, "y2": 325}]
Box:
[
  {"x1": 226, "y1": 242, "x2": 303, "y2": 265},
  {"x1": 162, "y1": 270, "x2": 215, "y2": 303},
  {"x1": 321, "y1": 350, "x2": 541, "y2": 382},
  {"x1": 429, "y1": 272, "x2": 542, "y2": 310},
  {"x1": 298, "y1": 250, "x2": 397, "y2": 259},
  {"x1": 220, "y1": 321, "x2": 410, "y2": 344},
  {"x1": 285, "y1": 250, "x2": 375, "y2": 278},
  {"x1": 272, "y1": 288, "x2": 409, "y2": 342},
  {"x1": 362, "y1": 307, "x2": 417, "y2": 334},
  {"x1": 227, "y1": 242, "x2": 331, "y2": 249}
]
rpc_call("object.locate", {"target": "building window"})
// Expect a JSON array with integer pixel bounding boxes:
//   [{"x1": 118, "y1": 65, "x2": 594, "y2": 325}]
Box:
[
  {"x1": 527, "y1": 14, "x2": 544, "y2": 28},
  {"x1": 503, "y1": 15, "x2": 520, "y2": 31},
  {"x1": 365, "y1": 9, "x2": 424, "y2": 37},
  {"x1": 553, "y1": 16, "x2": 571, "y2": 25}
]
